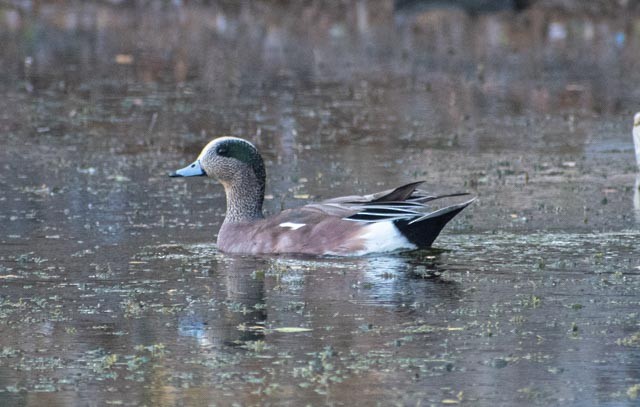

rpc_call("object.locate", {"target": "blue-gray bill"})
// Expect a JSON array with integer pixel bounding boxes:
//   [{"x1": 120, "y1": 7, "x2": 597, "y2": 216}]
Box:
[{"x1": 169, "y1": 160, "x2": 207, "y2": 177}]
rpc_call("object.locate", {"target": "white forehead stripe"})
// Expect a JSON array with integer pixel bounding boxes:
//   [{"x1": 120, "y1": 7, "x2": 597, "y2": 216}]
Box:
[{"x1": 279, "y1": 222, "x2": 305, "y2": 230}]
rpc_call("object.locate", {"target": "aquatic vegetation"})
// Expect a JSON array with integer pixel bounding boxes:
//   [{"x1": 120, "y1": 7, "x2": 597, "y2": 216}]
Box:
[{"x1": 0, "y1": 1, "x2": 639, "y2": 405}]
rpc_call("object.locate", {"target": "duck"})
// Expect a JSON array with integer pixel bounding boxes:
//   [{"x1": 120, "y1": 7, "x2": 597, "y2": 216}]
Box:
[{"x1": 170, "y1": 137, "x2": 474, "y2": 256}]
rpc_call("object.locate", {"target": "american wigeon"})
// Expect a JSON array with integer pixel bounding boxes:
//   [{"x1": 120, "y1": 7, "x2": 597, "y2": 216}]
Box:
[{"x1": 170, "y1": 137, "x2": 474, "y2": 255}]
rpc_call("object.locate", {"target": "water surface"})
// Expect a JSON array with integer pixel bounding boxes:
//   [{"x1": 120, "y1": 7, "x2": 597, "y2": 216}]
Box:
[{"x1": 1, "y1": 2, "x2": 640, "y2": 406}]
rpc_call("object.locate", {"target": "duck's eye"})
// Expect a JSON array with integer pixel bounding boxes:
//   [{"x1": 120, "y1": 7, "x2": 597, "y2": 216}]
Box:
[{"x1": 216, "y1": 147, "x2": 228, "y2": 156}]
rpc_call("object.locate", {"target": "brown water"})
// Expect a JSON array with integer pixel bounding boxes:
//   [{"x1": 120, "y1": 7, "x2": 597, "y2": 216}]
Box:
[{"x1": 1, "y1": 2, "x2": 640, "y2": 406}]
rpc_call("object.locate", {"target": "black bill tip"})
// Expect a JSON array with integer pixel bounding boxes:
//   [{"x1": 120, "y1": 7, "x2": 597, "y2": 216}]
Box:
[{"x1": 169, "y1": 172, "x2": 182, "y2": 177}]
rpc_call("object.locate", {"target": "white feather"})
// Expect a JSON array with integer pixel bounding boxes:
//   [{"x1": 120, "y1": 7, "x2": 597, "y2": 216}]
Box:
[
  {"x1": 357, "y1": 221, "x2": 416, "y2": 255},
  {"x1": 279, "y1": 222, "x2": 306, "y2": 230},
  {"x1": 634, "y1": 112, "x2": 640, "y2": 171}
]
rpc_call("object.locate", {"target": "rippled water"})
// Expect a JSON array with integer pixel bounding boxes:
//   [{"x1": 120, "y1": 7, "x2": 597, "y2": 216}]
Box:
[{"x1": 1, "y1": 2, "x2": 640, "y2": 406}]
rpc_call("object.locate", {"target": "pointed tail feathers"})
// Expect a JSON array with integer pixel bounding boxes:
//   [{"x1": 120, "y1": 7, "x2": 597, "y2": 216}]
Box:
[{"x1": 393, "y1": 198, "x2": 475, "y2": 248}]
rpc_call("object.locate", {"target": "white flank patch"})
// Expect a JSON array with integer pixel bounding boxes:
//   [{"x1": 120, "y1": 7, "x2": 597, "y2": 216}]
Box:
[
  {"x1": 279, "y1": 222, "x2": 306, "y2": 230},
  {"x1": 358, "y1": 221, "x2": 416, "y2": 255}
]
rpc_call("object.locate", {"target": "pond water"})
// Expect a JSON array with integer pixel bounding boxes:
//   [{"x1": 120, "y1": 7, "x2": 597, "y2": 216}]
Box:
[{"x1": 1, "y1": 2, "x2": 640, "y2": 406}]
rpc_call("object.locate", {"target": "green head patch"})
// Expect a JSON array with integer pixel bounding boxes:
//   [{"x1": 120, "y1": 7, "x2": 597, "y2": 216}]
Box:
[{"x1": 213, "y1": 137, "x2": 266, "y2": 183}]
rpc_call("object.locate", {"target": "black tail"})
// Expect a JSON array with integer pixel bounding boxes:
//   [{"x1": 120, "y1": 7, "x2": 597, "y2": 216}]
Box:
[{"x1": 393, "y1": 199, "x2": 474, "y2": 248}]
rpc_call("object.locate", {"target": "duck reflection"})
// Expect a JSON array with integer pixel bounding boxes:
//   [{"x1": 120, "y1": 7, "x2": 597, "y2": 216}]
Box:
[
  {"x1": 178, "y1": 256, "x2": 269, "y2": 347},
  {"x1": 347, "y1": 251, "x2": 461, "y2": 308},
  {"x1": 177, "y1": 250, "x2": 462, "y2": 351}
]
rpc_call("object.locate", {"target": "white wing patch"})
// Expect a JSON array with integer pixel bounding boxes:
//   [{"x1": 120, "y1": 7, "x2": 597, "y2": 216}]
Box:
[{"x1": 279, "y1": 222, "x2": 306, "y2": 230}]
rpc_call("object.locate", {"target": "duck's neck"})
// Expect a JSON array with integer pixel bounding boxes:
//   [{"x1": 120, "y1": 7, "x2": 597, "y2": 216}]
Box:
[{"x1": 223, "y1": 173, "x2": 265, "y2": 223}]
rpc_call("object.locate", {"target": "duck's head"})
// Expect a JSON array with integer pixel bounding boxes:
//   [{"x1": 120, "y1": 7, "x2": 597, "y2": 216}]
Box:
[
  {"x1": 170, "y1": 137, "x2": 265, "y2": 186},
  {"x1": 171, "y1": 137, "x2": 267, "y2": 221}
]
